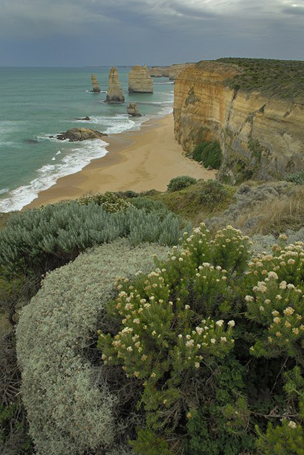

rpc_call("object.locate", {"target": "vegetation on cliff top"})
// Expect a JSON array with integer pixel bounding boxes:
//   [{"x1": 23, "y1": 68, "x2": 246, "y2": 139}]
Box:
[{"x1": 216, "y1": 57, "x2": 304, "y2": 101}]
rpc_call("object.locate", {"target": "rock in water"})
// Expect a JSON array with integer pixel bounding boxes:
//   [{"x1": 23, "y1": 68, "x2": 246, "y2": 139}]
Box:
[
  {"x1": 91, "y1": 74, "x2": 101, "y2": 92},
  {"x1": 128, "y1": 65, "x2": 153, "y2": 93},
  {"x1": 105, "y1": 67, "x2": 125, "y2": 103},
  {"x1": 127, "y1": 102, "x2": 142, "y2": 117},
  {"x1": 56, "y1": 128, "x2": 107, "y2": 142}
]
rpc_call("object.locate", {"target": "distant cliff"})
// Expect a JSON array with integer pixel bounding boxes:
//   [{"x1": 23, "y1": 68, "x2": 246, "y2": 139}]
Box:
[
  {"x1": 174, "y1": 60, "x2": 304, "y2": 183},
  {"x1": 150, "y1": 63, "x2": 194, "y2": 80}
]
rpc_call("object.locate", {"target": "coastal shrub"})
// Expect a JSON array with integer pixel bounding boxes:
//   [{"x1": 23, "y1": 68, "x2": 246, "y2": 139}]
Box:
[
  {"x1": 77, "y1": 191, "x2": 133, "y2": 212},
  {"x1": 199, "y1": 180, "x2": 229, "y2": 208},
  {"x1": 167, "y1": 176, "x2": 197, "y2": 192},
  {"x1": 97, "y1": 226, "x2": 304, "y2": 453},
  {"x1": 286, "y1": 171, "x2": 304, "y2": 185},
  {"x1": 0, "y1": 203, "x2": 182, "y2": 278},
  {"x1": 16, "y1": 240, "x2": 169, "y2": 455},
  {"x1": 129, "y1": 197, "x2": 170, "y2": 219},
  {"x1": 98, "y1": 225, "x2": 250, "y2": 448},
  {"x1": 192, "y1": 141, "x2": 222, "y2": 169},
  {"x1": 217, "y1": 57, "x2": 304, "y2": 102}
]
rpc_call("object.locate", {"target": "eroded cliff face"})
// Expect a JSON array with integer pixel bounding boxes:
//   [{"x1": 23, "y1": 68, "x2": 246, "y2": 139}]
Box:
[
  {"x1": 174, "y1": 62, "x2": 304, "y2": 182},
  {"x1": 128, "y1": 65, "x2": 153, "y2": 93}
]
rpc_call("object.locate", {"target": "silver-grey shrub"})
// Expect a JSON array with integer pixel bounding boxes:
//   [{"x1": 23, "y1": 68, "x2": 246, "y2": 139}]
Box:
[
  {"x1": 0, "y1": 202, "x2": 181, "y2": 277},
  {"x1": 16, "y1": 240, "x2": 169, "y2": 455}
]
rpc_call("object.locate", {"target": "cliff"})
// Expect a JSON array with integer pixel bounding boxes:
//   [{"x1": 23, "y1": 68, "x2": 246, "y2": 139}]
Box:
[
  {"x1": 150, "y1": 66, "x2": 170, "y2": 77},
  {"x1": 105, "y1": 67, "x2": 125, "y2": 103},
  {"x1": 150, "y1": 63, "x2": 194, "y2": 80},
  {"x1": 174, "y1": 60, "x2": 304, "y2": 183},
  {"x1": 128, "y1": 65, "x2": 153, "y2": 93}
]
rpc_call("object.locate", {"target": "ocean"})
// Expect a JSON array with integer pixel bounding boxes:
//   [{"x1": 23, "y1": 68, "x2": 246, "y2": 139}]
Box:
[{"x1": 0, "y1": 67, "x2": 174, "y2": 212}]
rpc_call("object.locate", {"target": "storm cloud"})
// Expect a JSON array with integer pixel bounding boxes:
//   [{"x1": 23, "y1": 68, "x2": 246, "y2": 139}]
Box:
[{"x1": 0, "y1": 0, "x2": 303, "y2": 66}]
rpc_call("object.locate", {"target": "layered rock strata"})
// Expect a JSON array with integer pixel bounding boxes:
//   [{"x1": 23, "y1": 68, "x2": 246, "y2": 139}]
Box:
[
  {"x1": 128, "y1": 65, "x2": 153, "y2": 93},
  {"x1": 174, "y1": 61, "x2": 304, "y2": 182},
  {"x1": 105, "y1": 67, "x2": 125, "y2": 103},
  {"x1": 91, "y1": 74, "x2": 100, "y2": 92},
  {"x1": 127, "y1": 102, "x2": 142, "y2": 117}
]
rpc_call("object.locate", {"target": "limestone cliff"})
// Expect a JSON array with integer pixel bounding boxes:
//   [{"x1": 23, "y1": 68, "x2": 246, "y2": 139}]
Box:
[
  {"x1": 149, "y1": 64, "x2": 194, "y2": 80},
  {"x1": 174, "y1": 61, "x2": 304, "y2": 182},
  {"x1": 91, "y1": 74, "x2": 100, "y2": 93},
  {"x1": 128, "y1": 65, "x2": 153, "y2": 93},
  {"x1": 105, "y1": 67, "x2": 125, "y2": 103},
  {"x1": 150, "y1": 66, "x2": 170, "y2": 77}
]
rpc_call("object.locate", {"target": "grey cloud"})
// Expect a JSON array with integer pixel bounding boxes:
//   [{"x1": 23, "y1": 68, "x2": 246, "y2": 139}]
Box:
[{"x1": 282, "y1": 6, "x2": 304, "y2": 15}]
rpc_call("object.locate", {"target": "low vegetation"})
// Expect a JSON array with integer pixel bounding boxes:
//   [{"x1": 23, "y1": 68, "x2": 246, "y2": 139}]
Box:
[
  {"x1": 16, "y1": 240, "x2": 169, "y2": 455},
  {"x1": 217, "y1": 57, "x2": 304, "y2": 102},
  {"x1": 167, "y1": 176, "x2": 197, "y2": 192},
  {"x1": 98, "y1": 224, "x2": 304, "y2": 454},
  {"x1": 192, "y1": 141, "x2": 222, "y2": 169},
  {"x1": 1, "y1": 176, "x2": 304, "y2": 455}
]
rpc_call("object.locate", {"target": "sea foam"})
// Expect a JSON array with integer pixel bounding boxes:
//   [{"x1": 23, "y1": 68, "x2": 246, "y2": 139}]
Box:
[{"x1": 0, "y1": 139, "x2": 108, "y2": 213}]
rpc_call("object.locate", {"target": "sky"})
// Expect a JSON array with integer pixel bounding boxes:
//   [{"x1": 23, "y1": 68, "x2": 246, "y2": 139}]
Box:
[{"x1": 0, "y1": 0, "x2": 304, "y2": 66}]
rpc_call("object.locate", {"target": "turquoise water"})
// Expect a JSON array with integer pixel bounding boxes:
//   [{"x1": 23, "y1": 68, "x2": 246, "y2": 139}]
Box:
[{"x1": 0, "y1": 67, "x2": 174, "y2": 212}]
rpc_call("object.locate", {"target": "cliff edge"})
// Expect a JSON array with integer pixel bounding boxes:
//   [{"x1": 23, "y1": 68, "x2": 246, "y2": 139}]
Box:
[{"x1": 174, "y1": 59, "x2": 304, "y2": 183}]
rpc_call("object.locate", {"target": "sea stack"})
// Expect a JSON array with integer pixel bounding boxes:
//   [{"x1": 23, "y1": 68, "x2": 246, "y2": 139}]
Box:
[
  {"x1": 128, "y1": 65, "x2": 153, "y2": 93},
  {"x1": 105, "y1": 67, "x2": 125, "y2": 103},
  {"x1": 91, "y1": 74, "x2": 101, "y2": 92},
  {"x1": 127, "y1": 102, "x2": 142, "y2": 117}
]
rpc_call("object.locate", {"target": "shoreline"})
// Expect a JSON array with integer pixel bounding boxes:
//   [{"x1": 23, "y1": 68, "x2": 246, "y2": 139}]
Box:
[{"x1": 25, "y1": 114, "x2": 216, "y2": 209}]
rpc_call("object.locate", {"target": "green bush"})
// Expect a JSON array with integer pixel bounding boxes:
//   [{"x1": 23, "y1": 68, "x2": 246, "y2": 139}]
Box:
[
  {"x1": 256, "y1": 420, "x2": 304, "y2": 455},
  {"x1": 192, "y1": 141, "x2": 222, "y2": 169},
  {"x1": 0, "y1": 203, "x2": 182, "y2": 278},
  {"x1": 16, "y1": 240, "x2": 169, "y2": 455},
  {"x1": 167, "y1": 176, "x2": 197, "y2": 192},
  {"x1": 130, "y1": 198, "x2": 170, "y2": 219},
  {"x1": 97, "y1": 227, "x2": 304, "y2": 453},
  {"x1": 199, "y1": 180, "x2": 229, "y2": 208},
  {"x1": 285, "y1": 171, "x2": 304, "y2": 185}
]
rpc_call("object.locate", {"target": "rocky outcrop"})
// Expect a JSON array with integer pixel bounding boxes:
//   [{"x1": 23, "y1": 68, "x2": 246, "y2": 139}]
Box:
[
  {"x1": 91, "y1": 74, "x2": 100, "y2": 92},
  {"x1": 150, "y1": 66, "x2": 170, "y2": 77},
  {"x1": 128, "y1": 65, "x2": 153, "y2": 93},
  {"x1": 56, "y1": 128, "x2": 107, "y2": 142},
  {"x1": 149, "y1": 63, "x2": 194, "y2": 80},
  {"x1": 127, "y1": 102, "x2": 142, "y2": 117},
  {"x1": 174, "y1": 61, "x2": 304, "y2": 183},
  {"x1": 105, "y1": 67, "x2": 125, "y2": 103}
]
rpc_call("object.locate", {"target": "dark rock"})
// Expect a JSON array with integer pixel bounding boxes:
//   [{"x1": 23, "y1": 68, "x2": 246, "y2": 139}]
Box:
[
  {"x1": 76, "y1": 116, "x2": 91, "y2": 121},
  {"x1": 55, "y1": 128, "x2": 107, "y2": 142},
  {"x1": 127, "y1": 102, "x2": 142, "y2": 117}
]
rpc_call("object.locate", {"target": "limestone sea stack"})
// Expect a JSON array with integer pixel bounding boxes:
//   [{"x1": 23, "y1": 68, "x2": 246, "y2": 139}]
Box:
[
  {"x1": 127, "y1": 102, "x2": 142, "y2": 117},
  {"x1": 128, "y1": 65, "x2": 153, "y2": 93},
  {"x1": 91, "y1": 74, "x2": 101, "y2": 92},
  {"x1": 105, "y1": 67, "x2": 125, "y2": 103}
]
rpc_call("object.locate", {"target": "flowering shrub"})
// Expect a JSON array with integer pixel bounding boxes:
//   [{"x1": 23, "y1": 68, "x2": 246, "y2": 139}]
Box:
[
  {"x1": 77, "y1": 191, "x2": 133, "y2": 212},
  {"x1": 98, "y1": 224, "x2": 250, "y2": 447},
  {"x1": 97, "y1": 228, "x2": 304, "y2": 454}
]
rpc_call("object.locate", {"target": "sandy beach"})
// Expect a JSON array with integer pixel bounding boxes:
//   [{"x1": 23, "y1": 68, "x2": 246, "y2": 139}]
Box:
[{"x1": 26, "y1": 114, "x2": 216, "y2": 209}]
